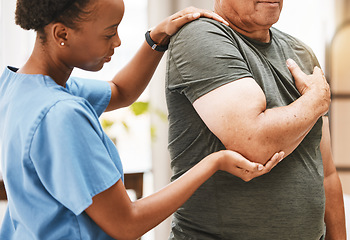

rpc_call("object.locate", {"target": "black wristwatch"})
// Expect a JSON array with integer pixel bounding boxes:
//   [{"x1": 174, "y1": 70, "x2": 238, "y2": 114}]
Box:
[{"x1": 145, "y1": 30, "x2": 168, "y2": 52}]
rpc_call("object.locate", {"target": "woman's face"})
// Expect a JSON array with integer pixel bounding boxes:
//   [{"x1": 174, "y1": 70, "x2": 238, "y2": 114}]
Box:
[
  {"x1": 215, "y1": 0, "x2": 283, "y2": 33},
  {"x1": 64, "y1": 0, "x2": 125, "y2": 71}
]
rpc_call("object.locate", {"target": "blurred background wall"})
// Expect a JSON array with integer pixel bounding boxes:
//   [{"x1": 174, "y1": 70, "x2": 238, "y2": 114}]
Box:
[{"x1": 0, "y1": 0, "x2": 349, "y2": 239}]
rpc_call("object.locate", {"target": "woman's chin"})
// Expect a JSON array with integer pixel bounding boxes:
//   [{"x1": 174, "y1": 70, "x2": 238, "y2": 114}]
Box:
[{"x1": 80, "y1": 63, "x2": 105, "y2": 72}]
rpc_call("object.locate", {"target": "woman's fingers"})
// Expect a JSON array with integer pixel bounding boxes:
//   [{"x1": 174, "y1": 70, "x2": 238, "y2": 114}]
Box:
[
  {"x1": 200, "y1": 11, "x2": 229, "y2": 25},
  {"x1": 166, "y1": 13, "x2": 201, "y2": 35},
  {"x1": 168, "y1": 7, "x2": 228, "y2": 35},
  {"x1": 172, "y1": 10, "x2": 229, "y2": 27},
  {"x1": 149, "y1": 7, "x2": 229, "y2": 47},
  {"x1": 225, "y1": 151, "x2": 263, "y2": 172},
  {"x1": 237, "y1": 151, "x2": 284, "y2": 182},
  {"x1": 261, "y1": 152, "x2": 284, "y2": 173},
  {"x1": 219, "y1": 151, "x2": 263, "y2": 182},
  {"x1": 216, "y1": 150, "x2": 284, "y2": 182}
]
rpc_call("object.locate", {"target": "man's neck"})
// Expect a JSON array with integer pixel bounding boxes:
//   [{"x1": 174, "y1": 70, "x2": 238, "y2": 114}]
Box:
[
  {"x1": 228, "y1": 23, "x2": 271, "y2": 43},
  {"x1": 214, "y1": 5, "x2": 272, "y2": 43}
]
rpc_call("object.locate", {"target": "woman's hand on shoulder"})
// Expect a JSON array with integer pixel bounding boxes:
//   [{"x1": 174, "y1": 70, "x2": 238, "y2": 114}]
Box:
[
  {"x1": 149, "y1": 7, "x2": 229, "y2": 47},
  {"x1": 217, "y1": 150, "x2": 285, "y2": 182}
]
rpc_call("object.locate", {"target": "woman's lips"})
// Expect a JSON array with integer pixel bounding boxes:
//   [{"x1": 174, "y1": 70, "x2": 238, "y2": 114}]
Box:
[{"x1": 104, "y1": 56, "x2": 112, "y2": 62}]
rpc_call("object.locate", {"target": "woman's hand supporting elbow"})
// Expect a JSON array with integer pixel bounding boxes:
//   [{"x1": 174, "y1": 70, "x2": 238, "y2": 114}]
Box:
[{"x1": 86, "y1": 150, "x2": 284, "y2": 240}]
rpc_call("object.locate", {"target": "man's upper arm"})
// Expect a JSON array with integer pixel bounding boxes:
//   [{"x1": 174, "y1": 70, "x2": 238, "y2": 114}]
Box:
[
  {"x1": 169, "y1": 20, "x2": 279, "y2": 164},
  {"x1": 169, "y1": 19, "x2": 314, "y2": 164},
  {"x1": 168, "y1": 19, "x2": 253, "y2": 103},
  {"x1": 193, "y1": 77, "x2": 272, "y2": 163}
]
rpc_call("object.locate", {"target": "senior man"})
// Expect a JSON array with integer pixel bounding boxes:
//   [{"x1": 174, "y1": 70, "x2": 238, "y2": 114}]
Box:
[{"x1": 165, "y1": 0, "x2": 346, "y2": 239}]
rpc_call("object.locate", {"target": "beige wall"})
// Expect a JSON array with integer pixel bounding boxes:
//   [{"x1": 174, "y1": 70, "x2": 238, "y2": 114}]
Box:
[
  {"x1": 334, "y1": 0, "x2": 350, "y2": 27},
  {"x1": 329, "y1": 22, "x2": 350, "y2": 196},
  {"x1": 339, "y1": 173, "x2": 350, "y2": 195},
  {"x1": 172, "y1": 0, "x2": 214, "y2": 10}
]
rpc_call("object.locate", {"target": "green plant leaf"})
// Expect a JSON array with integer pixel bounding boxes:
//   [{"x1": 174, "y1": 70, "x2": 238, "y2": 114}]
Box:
[
  {"x1": 101, "y1": 119, "x2": 115, "y2": 130},
  {"x1": 150, "y1": 125, "x2": 157, "y2": 141},
  {"x1": 122, "y1": 121, "x2": 129, "y2": 132},
  {"x1": 130, "y1": 101, "x2": 149, "y2": 116},
  {"x1": 155, "y1": 109, "x2": 167, "y2": 121}
]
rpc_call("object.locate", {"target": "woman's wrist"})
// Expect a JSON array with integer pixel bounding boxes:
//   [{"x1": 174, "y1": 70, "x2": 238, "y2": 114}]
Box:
[
  {"x1": 149, "y1": 27, "x2": 170, "y2": 47},
  {"x1": 145, "y1": 30, "x2": 169, "y2": 52},
  {"x1": 205, "y1": 151, "x2": 225, "y2": 173},
  {"x1": 218, "y1": 151, "x2": 231, "y2": 172}
]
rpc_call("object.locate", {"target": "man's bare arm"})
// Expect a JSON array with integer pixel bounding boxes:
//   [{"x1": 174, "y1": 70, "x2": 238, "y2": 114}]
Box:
[
  {"x1": 193, "y1": 59, "x2": 330, "y2": 164},
  {"x1": 321, "y1": 116, "x2": 346, "y2": 239}
]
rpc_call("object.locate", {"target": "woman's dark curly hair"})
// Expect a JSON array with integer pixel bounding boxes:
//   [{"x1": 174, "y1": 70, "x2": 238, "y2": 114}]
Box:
[{"x1": 15, "y1": 0, "x2": 94, "y2": 33}]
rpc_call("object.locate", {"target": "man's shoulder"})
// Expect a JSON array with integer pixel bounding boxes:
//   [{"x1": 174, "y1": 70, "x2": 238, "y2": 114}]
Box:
[
  {"x1": 187, "y1": 17, "x2": 227, "y2": 28},
  {"x1": 171, "y1": 18, "x2": 232, "y2": 42},
  {"x1": 183, "y1": 17, "x2": 226, "y2": 30}
]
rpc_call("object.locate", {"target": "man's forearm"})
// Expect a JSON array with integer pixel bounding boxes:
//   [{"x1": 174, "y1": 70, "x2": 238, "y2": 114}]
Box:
[
  {"x1": 240, "y1": 63, "x2": 330, "y2": 163},
  {"x1": 246, "y1": 92, "x2": 324, "y2": 163},
  {"x1": 203, "y1": 78, "x2": 326, "y2": 164}
]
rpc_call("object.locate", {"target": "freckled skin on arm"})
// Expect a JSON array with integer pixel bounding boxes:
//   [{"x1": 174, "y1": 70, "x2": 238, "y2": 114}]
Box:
[{"x1": 193, "y1": 61, "x2": 330, "y2": 164}]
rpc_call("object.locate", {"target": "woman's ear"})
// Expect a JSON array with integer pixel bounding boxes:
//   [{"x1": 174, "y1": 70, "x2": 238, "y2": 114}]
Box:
[{"x1": 52, "y1": 23, "x2": 69, "y2": 47}]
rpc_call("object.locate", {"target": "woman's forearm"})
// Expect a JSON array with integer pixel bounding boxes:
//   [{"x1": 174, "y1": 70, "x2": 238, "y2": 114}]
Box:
[
  {"x1": 86, "y1": 150, "x2": 283, "y2": 240},
  {"x1": 106, "y1": 40, "x2": 164, "y2": 111},
  {"x1": 125, "y1": 152, "x2": 221, "y2": 238},
  {"x1": 87, "y1": 151, "x2": 222, "y2": 240},
  {"x1": 119, "y1": 150, "x2": 282, "y2": 239},
  {"x1": 105, "y1": 9, "x2": 230, "y2": 112}
]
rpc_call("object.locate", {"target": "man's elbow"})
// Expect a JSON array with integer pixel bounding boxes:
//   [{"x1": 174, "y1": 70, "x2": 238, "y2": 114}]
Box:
[{"x1": 224, "y1": 141, "x2": 278, "y2": 165}]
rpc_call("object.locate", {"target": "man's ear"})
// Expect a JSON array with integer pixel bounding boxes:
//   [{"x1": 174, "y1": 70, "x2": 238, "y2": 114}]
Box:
[{"x1": 52, "y1": 23, "x2": 69, "y2": 47}]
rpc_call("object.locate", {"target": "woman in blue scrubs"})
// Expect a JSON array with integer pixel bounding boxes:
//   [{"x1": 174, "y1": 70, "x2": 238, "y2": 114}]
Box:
[{"x1": 0, "y1": 0, "x2": 284, "y2": 239}]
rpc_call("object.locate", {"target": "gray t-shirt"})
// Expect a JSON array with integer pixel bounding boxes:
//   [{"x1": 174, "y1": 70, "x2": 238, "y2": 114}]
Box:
[{"x1": 166, "y1": 18, "x2": 325, "y2": 240}]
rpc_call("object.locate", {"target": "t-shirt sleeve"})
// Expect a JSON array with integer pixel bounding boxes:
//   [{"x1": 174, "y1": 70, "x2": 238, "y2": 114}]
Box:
[
  {"x1": 29, "y1": 99, "x2": 121, "y2": 215},
  {"x1": 167, "y1": 18, "x2": 253, "y2": 103},
  {"x1": 66, "y1": 77, "x2": 111, "y2": 117}
]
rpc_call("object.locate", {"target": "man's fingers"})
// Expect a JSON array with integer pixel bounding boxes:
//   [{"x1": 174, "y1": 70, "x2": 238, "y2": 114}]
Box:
[
  {"x1": 313, "y1": 66, "x2": 327, "y2": 82},
  {"x1": 286, "y1": 59, "x2": 306, "y2": 80},
  {"x1": 286, "y1": 58, "x2": 311, "y2": 95}
]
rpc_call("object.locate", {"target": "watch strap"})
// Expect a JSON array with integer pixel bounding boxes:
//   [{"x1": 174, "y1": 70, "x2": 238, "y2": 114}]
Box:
[{"x1": 145, "y1": 30, "x2": 168, "y2": 52}]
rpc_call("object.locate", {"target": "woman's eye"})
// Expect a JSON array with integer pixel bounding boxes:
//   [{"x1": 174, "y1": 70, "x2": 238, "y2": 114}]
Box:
[{"x1": 106, "y1": 33, "x2": 117, "y2": 39}]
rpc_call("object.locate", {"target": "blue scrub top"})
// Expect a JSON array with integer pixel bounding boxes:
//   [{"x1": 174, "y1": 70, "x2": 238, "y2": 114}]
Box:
[{"x1": 0, "y1": 66, "x2": 123, "y2": 239}]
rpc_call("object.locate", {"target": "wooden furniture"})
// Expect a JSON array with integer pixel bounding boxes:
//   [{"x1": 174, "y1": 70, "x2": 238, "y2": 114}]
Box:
[
  {"x1": 0, "y1": 181, "x2": 6, "y2": 200},
  {"x1": 124, "y1": 172, "x2": 144, "y2": 199},
  {"x1": 0, "y1": 172, "x2": 144, "y2": 201}
]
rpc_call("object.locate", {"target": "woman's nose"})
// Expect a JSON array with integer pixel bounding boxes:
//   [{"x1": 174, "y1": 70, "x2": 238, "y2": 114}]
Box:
[{"x1": 113, "y1": 34, "x2": 121, "y2": 48}]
